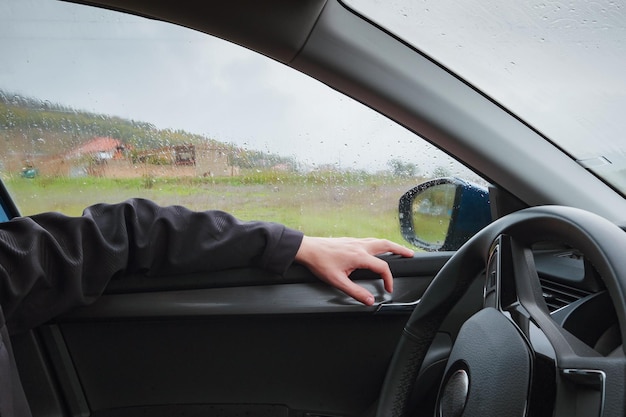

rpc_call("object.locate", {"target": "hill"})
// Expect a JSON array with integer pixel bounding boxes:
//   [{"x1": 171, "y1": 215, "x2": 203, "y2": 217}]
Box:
[{"x1": 0, "y1": 90, "x2": 295, "y2": 175}]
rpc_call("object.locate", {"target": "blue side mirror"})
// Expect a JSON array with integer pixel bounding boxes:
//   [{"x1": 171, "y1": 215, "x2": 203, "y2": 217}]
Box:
[{"x1": 398, "y1": 177, "x2": 491, "y2": 251}]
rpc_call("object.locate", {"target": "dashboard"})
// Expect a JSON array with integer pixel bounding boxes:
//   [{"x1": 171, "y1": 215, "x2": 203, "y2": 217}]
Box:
[{"x1": 534, "y1": 248, "x2": 621, "y2": 357}]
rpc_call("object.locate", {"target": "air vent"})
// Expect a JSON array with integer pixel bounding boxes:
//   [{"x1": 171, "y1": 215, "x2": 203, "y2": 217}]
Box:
[{"x1": 540, "y1": 279, "x2": 592, "y2": 312}]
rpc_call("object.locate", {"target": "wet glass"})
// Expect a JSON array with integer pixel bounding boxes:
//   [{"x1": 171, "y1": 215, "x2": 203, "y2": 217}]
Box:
[
  {"x1": 345, "y1": 0, "x2": 626, "y2": 194},
  {"x1": 0, "y1": 0, "x2": 482, "y2": 246}
]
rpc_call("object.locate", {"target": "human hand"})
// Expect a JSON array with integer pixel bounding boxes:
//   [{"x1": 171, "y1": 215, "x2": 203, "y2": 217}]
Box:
[{"x1": 294, "y1": 236, "x2": 414, "y2": 306}]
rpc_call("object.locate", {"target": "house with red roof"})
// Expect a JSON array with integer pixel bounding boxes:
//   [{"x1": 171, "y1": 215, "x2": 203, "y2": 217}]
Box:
[{"x1": 66, "y1": 137, "x2": 127, "y2": 161}]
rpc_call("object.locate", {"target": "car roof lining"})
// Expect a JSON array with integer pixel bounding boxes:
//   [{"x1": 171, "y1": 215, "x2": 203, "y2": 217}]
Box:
[{"x1": 64, "y1": 0, "x2": 328, "y2": 63}]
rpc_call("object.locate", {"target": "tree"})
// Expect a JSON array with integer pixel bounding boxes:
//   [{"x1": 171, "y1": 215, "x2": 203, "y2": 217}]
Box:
[
  {"x1": 431, "y1": 165, "x2": 451, "y2": 178},
  {"x1": 388, "y1": 158, "x2": 418, "y2": 178}
]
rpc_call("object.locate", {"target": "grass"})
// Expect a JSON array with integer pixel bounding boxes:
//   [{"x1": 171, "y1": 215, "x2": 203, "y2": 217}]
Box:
[
  {"x1": 411, "y1": 212, "x2": 451, "y2": 245},
  {"x1": 3, "y1": 173, "x2": 428, "y2": 245}
]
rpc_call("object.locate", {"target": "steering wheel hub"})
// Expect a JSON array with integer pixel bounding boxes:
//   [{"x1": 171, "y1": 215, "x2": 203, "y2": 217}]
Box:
[
  {"x1": 438, "y1": 368, "x2": 469, "y2": 417},
  {"x1": 437, "y1": 308, "x2": 531, "y2": 417}
]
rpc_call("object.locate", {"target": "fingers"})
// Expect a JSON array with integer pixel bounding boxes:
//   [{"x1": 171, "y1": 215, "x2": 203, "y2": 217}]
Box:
[
  {"x1": 358, "y1": 255, "x2": 395, "y2": 293},
  {"x1": 294, "y1": 236, "x2": 414, "y2": 306},
  {"x1": 324, "y1": 273, "x2": 377, "y2": 306},
  {"x1": 344, "y1": 239, "x2": 413, "y2": 294},
  {"x1": 317, "y1": 248, "x2": 398, "y2": 304},
  {"x1": 359, "y1": 238, "x2": 415, "y2": 258}
]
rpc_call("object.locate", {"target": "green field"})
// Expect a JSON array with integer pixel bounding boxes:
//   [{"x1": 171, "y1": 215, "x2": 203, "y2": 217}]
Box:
[
  {"x1": 4, "y1": 173, "x2": 427, "y2": 245},
  {"x1": 0, "y1": 92, "x2": 448, "y2": 248}
]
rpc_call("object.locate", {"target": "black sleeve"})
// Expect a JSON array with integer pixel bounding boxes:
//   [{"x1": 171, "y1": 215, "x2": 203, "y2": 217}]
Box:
[{"x1": 0, "y1": 198, "x2": 303, "y2": 333}]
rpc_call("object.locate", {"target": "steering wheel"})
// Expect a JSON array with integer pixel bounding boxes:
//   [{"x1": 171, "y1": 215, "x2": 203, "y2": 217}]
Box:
[{"x1": 376, "y1": 205, "x2": 626, "y2": 417}]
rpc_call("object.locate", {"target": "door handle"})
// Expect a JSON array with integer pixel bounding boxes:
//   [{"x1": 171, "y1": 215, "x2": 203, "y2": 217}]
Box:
[{"x1": 375, "y1": 299, "x2": 420, "y2": 314}]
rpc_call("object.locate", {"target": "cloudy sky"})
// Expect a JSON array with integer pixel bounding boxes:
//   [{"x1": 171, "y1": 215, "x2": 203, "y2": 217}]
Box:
[
  {"x1": 1, "y1": 0, "x2": 455, "y2": 176},
  {"x1": 355, "y1": 0, "x2": 626, "y2": 163},
  {"x1": 2, "y1": 0, "x2": 624, "y2": 178}
]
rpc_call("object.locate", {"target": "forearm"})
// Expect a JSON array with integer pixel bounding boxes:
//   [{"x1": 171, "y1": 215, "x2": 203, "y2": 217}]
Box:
[
  {"x1": 0, "y1": 198, "x2": 303, "y2": 332},
  {"x1": 82, "y1": 199, "x2": 303, "y2": 276}
]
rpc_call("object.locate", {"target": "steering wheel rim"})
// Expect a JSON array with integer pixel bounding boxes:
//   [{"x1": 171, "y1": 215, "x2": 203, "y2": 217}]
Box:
[{"x1": 376, "y1": 205, "x2": 626, "y2": 417}]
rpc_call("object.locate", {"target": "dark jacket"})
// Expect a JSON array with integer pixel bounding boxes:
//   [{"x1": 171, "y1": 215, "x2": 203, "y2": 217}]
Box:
[{"x1": 0, "y1": 199, "x2": 303, "y2": 416}]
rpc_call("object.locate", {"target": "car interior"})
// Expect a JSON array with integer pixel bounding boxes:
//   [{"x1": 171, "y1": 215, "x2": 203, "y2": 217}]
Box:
[{"x1": 3, "y1": 1, "x2": 626, "y2": 416}]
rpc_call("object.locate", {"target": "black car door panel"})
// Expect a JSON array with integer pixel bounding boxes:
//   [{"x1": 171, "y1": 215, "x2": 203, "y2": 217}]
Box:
[{"x1": 14, "y1": 253, "x2": 452, "y2": 417}]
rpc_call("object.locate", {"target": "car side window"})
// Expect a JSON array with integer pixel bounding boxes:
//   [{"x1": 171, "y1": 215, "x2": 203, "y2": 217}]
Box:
[
  {"x1": 0, "y1": 199, "x2": 10, "y2": 222},
  {"x1": 0, "y1": 0, "x2": 486, "y2": 247}
]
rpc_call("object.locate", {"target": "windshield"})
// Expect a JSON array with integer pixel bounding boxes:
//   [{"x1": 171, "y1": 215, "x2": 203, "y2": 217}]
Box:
[{"x1": 345, "y1": 0, "x2": 626, "y2": 194}]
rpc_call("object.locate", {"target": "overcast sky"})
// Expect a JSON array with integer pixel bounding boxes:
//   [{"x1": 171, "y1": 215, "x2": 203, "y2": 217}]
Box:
[
  {"x1": 2, "y1": 0, "x2": 624, "y2": 179},
  {"x1": 0, "y1": 0, "x2": 458, "y2": 176},
  {"x1": 351, "y1": 0, "x2": 626, "y2": 162}
]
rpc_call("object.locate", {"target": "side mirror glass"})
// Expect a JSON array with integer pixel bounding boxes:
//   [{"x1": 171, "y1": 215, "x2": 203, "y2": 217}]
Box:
[{"x1": 398, "y1": 177, "x2": 491, "y2": 251}]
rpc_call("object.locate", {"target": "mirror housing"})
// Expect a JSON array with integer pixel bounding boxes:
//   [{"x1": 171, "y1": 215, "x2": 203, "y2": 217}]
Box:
[{"x1": 399, "y1": 177, "x2": 491, "y2": 251}]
